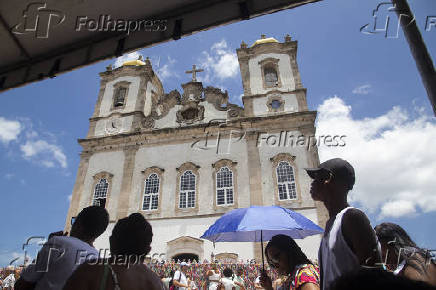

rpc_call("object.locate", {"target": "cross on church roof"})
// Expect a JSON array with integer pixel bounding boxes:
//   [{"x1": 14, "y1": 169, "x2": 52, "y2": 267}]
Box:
[{"x1": 185, "y1": 64, "x2": 204, "y2": 82}]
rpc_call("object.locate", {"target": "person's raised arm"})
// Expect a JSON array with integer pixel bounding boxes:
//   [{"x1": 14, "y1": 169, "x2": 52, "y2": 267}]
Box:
[{"x1": 342, "y1": 208, "x2": 382, "y2": 267}]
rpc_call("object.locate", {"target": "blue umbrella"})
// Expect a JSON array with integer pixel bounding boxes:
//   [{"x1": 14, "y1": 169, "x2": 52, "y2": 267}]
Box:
[{"x1": 200, "y1": 205, "x2": 324, "y2": 267}]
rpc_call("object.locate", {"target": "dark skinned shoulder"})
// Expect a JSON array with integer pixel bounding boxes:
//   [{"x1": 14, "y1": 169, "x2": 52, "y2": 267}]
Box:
[{"x1": 341, "y1": 208, "x2": 380, "y2": 266}]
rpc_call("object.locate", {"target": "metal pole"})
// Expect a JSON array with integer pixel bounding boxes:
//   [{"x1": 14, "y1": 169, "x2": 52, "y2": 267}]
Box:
[{"x1": 391, "y1": 0, "x2": 436, "y2": 116}]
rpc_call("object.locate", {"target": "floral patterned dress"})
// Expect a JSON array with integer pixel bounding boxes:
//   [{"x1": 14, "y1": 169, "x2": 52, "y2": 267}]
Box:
[{"x1": 281, "y1": 264, "x2": 320, "y2": 290}]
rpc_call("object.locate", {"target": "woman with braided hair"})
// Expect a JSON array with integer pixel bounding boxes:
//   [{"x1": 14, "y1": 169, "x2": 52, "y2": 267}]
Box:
[{"x1": 375, "y1": 222, "x2": 436, "y2": 287}]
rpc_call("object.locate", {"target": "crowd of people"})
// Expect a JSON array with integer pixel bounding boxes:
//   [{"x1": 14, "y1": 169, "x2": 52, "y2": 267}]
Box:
[
  {"x1": 1, "y1": 158, "x2": 434, "y2": 290},
  {"x1": 150, "y1": 261, "x2": 279, "y2": 290},
  {"x1": 0, "y1": 267, "x2": 21, "y2": 290}
]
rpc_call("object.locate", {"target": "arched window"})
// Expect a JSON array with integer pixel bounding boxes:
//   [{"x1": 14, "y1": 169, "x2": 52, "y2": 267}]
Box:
[
  {"x1": 143, "y1": 173, "x2": 160, "y2": 210},
  {"x1": 93, "y1": 178, "x2": 108, "y2": 207},
  {"x1": 113, "y1": 87, "x2": 127, "y2": 107},
  {"x1": 276, "y1": 161, "x2": 297, "y2": 200},
  {"x1": 216, "y1": 167, "x2": 234, "y2": 206},
  {"x1": 179, "y1": 171, "x2": 196, "y2": 208},
  {"x1": 264, "y1": 67, "x2": 278, "y2": 87}
]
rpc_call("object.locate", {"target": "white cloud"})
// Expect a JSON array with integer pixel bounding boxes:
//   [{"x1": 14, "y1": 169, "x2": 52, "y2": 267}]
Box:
[
  {"x1": 114, "y1": 51, "x2": 142, "y2": 68},
  {"x1": 199, "y1": 39, "x2": 239, "y2": 82},
  {"x1": 352, "y1": 84, "x2": 371, "y2": 95},
  {"x1": 379, "y1": 200, "x2": 417, "y2": 218},
  {"x1": 316, "y1": 96, "x2": 436, "y2": 219},
  {"x1": 156, "y1": 56, "x2": 179, "y2": 81},
  {"x1": 0, "y1": 117, "x2": 22, "y2": 144},
  {"x1": 68, "y1": 194, "x2": 72, "y2": 202},
  {"x1": 21, "y1": 140, "x2": 67, "y2": 168}
]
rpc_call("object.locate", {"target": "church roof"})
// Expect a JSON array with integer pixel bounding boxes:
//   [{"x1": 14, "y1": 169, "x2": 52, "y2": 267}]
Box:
[{"x1": 251, "y1": 35, "x2": 279, "y2": 47}]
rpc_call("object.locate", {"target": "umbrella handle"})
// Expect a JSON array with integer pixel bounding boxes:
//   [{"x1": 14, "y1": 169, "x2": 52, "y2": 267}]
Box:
[{"x1": 261, "y1": 230, "x2": 264, "y2": 271}]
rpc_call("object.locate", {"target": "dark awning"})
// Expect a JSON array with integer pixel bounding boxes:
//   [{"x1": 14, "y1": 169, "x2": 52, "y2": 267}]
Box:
[{"x1": 0, "y1": 0, "x2": 320, "y2": 92}]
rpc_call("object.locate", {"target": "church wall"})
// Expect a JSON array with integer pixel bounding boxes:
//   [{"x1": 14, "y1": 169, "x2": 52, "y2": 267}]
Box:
[
  {"x1": 144, "y1": 81, "x2": 156, "y2": 117},
  {"x1": 292, "y1": 208, "x2": 322, "y2": 261},
  {"x1": 202, "y1": 102, "x2": 228, "y2": 122},
  {"x1": 98, "y1": 76, "x2": 141, "y2": 117},
  {"x1": 149, "y1": 217, "x2": 255, "y2": 261},
  {"x1": 248, "y1": 53, "x2": 295, "y2": 95},
  {"x1": 252, "y1": 93, "x2": 299, "y2": 116},
  {"x1": 154, "y1": 106, "x2": 178, "y2": 129},
  {"x1": 128, "y1": 138, "x2": 250, "y2": 218},
  {"x1": 81, "y1": 151, "x2": 125, "y2": 219},
  {"x1": 282, "y1": 93, "x2": 299, "y2": 112},
  {"x1": 256, "y1": 132, "x2": 315, "y2": 209},
  {"x1": 94, "y1": 115, "x2": 134, "y2": 137}
]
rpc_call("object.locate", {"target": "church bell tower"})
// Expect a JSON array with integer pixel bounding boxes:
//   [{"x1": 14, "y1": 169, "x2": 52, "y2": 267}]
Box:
[{"x1": 236, "y1": 34, "x2": 309, "y2": 116}]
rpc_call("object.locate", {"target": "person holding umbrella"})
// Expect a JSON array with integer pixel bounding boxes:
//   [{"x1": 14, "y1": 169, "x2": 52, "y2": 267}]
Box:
[{"x1": 259, "y1": 235, "x2": 319, "y2": 290}]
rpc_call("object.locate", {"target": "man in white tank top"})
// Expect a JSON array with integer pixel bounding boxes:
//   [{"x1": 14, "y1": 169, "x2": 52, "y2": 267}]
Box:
[{"x1": 305, "y1": 158, "x2": 382, "y2": 290}]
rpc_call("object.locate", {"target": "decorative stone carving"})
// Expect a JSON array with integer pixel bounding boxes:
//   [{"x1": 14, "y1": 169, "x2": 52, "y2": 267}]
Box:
[
  {"x1": 181, "y1": 82, "x2": 203, "y2": 104},
  {"x1": 227, "y1": 104, "x2": 244, "y2": 119},
  {"x1": 176, "y1": 103, "x2": 205, "y2": 124}
]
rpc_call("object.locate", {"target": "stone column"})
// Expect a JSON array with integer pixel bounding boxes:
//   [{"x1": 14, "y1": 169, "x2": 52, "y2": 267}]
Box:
[
  {"x1": 64, "y1": 152, "x2": 91, "y2": 232},
  {"x1": 116, "y1": 146, "x2": 138, "y2": 220},
  {"x1": 245, "y1": 132, "x2": 263, "y2": 206},
  {"x1": 245, "y1": 132, "x2": 266, "y2": 261}
]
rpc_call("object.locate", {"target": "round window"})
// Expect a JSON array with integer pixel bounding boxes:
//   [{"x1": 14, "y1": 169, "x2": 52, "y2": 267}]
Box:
[{"x1": 271, "y1": 99, "x2": 282, "y2": 109}]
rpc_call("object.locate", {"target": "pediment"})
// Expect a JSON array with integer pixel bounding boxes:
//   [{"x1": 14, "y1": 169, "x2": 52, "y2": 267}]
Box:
[{"x1": 167, "y1": 235, "x2": 203, "y2": 245}]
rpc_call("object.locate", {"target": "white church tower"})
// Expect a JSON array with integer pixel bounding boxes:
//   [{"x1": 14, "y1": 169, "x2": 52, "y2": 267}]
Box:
[{"x1": 65, "y1": 34, "x2": 327, "y2": 263}]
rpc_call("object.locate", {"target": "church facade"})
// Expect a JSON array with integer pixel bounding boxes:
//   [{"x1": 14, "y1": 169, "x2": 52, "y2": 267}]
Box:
[{"x1": 65, "y1": 34, "x2": 328, "y2": 263}]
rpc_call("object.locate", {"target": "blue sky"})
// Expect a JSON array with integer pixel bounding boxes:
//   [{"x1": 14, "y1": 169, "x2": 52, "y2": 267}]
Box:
[{"x1": 1, "y1": 0, "x2": 435, "y2": 266}]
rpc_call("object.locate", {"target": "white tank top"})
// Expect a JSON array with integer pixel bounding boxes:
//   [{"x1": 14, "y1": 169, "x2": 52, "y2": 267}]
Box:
[{"x1": 319, "y1": 207, "x2": 360, "y2": 290}]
